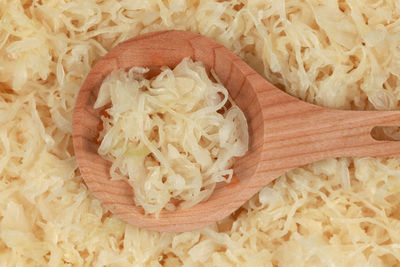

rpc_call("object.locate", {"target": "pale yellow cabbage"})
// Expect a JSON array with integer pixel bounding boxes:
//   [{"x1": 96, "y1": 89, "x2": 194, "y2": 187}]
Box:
[
  {"x1": 95, "y1": 58, "x2": 248, "y2": 215},
  {"x1": 0, "y1": 0, "x2": 400, "y2": 266}
]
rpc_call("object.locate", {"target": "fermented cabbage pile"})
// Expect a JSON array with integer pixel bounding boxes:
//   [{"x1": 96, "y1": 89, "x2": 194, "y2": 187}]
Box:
[
  {"x1": 1, "y1": 0, "x2": 400, "y2": 266},
  {"x1": 94, "y1": 58, "x2": 248, "y2": 215}
]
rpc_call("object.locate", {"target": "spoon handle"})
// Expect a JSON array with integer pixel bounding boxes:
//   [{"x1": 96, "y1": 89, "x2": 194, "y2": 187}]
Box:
[
  {"x1": 262, "y1": 104, "x2": 400, "y2": 166},
  {"x1": 243, "y1": 75, "x2": 400, "y2": 180}
]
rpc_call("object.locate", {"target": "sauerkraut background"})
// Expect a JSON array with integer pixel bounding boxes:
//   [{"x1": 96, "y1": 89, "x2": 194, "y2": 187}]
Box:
[{"x1": 0, "y1": 0, "x2": 400, "y2": 266}]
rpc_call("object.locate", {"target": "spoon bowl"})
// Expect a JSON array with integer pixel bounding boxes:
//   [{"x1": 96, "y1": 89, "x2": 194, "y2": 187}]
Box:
[{"x1": 73, "y1": 30, "x2": 400, "y2": 232}]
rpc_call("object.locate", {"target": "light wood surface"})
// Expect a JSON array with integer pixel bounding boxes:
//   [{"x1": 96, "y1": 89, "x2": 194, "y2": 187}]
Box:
[{"x1": 73, "y1": 30, "x2": 400, "y2": 232}]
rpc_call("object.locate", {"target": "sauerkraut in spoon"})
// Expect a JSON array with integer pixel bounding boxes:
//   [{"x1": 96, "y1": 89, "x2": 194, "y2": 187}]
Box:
[
  {"x1": 74, "y1": 30, "x2": 400, "y2": 232},
  {"x1": 94, "y1": 58, "x2": 249, "y2": 216}
]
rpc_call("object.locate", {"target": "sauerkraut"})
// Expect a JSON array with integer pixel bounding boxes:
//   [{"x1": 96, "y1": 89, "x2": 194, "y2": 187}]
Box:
[
  {"x1": 1, "y1": 0, "x2": 400, "y2": 266},
  {"x1": 94, "y1": 58, "x2": 248, "y2": 215}
]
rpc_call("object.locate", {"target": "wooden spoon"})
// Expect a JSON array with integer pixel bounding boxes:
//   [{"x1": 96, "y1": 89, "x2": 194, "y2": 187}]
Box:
[{"x1": 73, "y1": 30, "x2": 400, "y2": 232}]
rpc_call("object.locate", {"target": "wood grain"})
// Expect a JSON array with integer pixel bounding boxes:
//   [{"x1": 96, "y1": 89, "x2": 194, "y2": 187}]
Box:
[{"x1": 72, "y1": 30, "x2": 400, "y2": 232}]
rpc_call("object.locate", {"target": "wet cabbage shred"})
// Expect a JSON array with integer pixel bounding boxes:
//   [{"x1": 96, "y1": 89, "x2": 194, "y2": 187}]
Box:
[{"x1": 1, "y1": 0, "x2": 400, "y2": 266}]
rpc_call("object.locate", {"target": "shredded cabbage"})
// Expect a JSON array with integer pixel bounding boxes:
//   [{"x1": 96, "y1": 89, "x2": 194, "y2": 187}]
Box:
[
  {"x1": 1, "y1": 0, "x2": 400, "y2": 266},
  {"x1": 95, "y1": 58, "x2": 248, "y2": 215}
]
